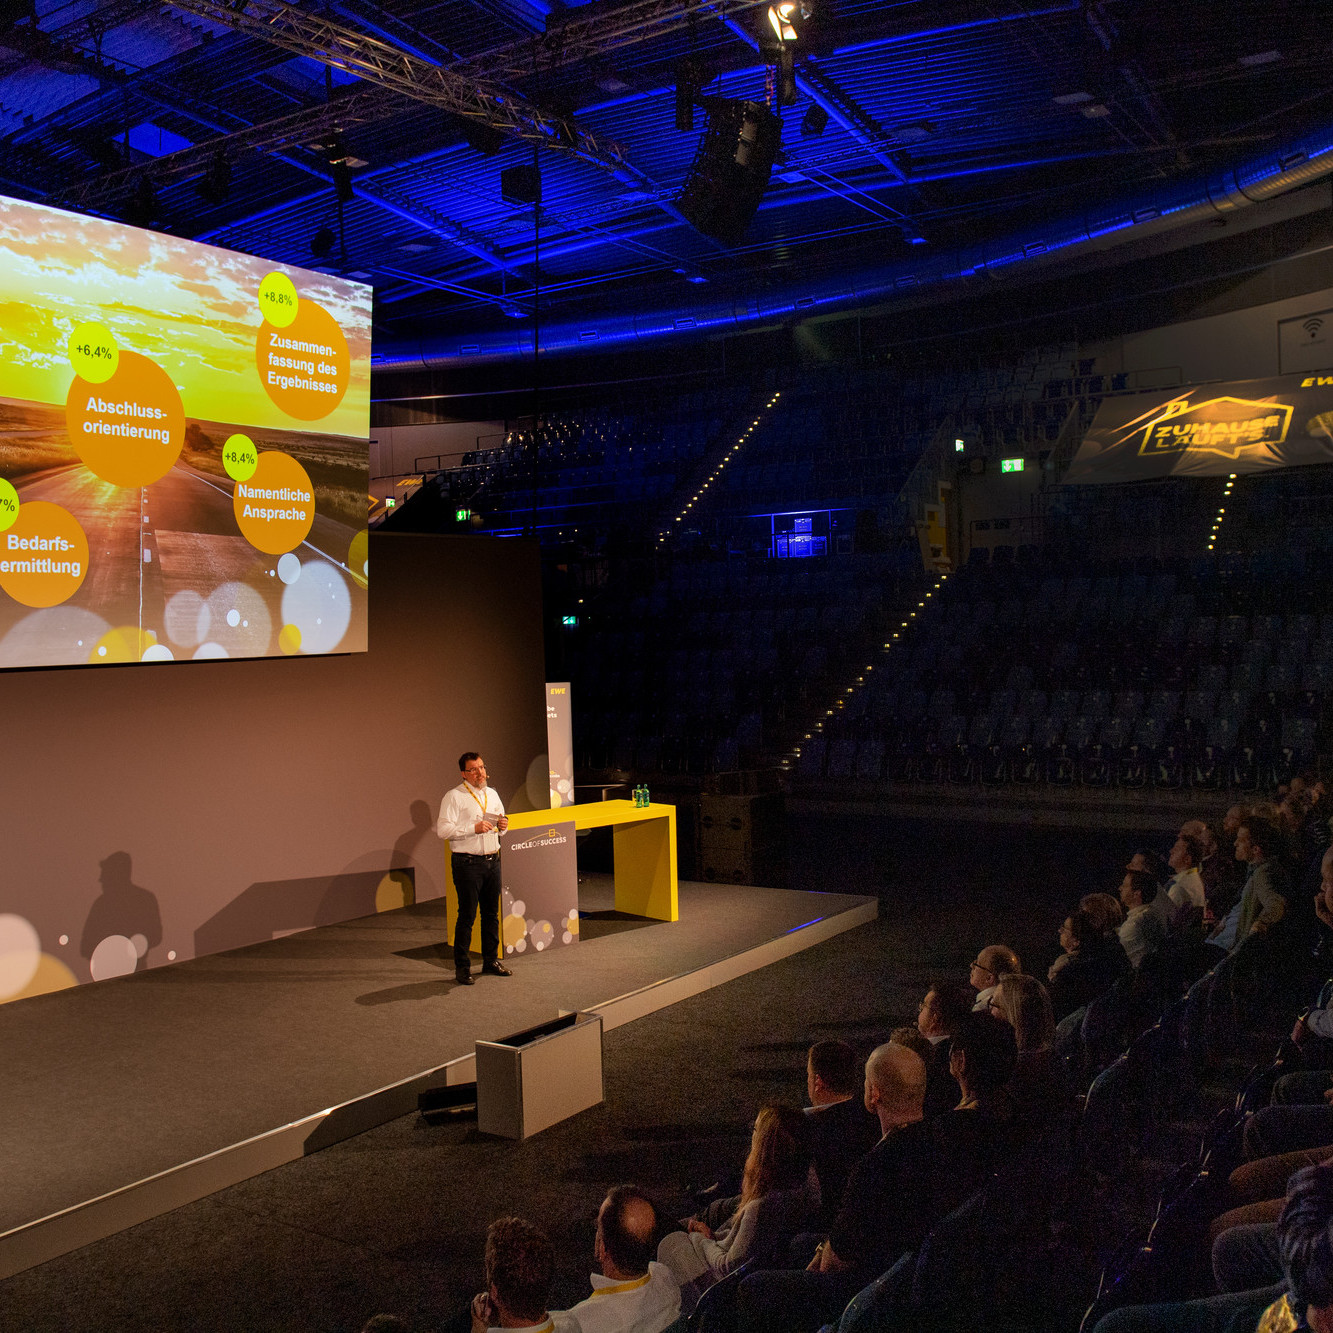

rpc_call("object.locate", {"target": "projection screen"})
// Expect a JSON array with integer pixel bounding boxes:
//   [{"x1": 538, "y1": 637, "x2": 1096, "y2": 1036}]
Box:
[{"x1": 0, "y1": 194, "x2": 371, "y2": 670}]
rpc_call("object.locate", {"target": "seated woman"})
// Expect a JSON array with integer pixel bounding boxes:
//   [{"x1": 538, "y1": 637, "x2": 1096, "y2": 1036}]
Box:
[
  {"x1": 1048, "y1": 908, "x2": 1130, "y2": 1022},
  {"x1": 990, "y1": 972, "x2": 1075, "y2": 1117},
  {"x1": 658, "y1": 1104, "x2": 816, "y2": 1311}
]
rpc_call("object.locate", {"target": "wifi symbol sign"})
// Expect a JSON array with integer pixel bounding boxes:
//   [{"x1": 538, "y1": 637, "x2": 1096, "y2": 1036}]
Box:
[{"x1": 1304, "y1": 316, "x2": 1324, "y2": 340}]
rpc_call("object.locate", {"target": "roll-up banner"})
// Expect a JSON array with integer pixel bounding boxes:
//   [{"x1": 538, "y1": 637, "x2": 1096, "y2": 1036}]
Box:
[
  {"x1": 499, "y1": 821, "x2": 579, "y2": 956},
  {"x1": 547, "y1": 681, "x2": 574, "y2": 808},
  {"x1": 1063, "y1": 372, "x2": 1333, "y2": 484}
]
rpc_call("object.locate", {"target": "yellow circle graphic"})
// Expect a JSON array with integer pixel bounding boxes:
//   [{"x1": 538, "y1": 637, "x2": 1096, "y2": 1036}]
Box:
[
  {"x1": 258, "y1": 271, "x2": 299, "y2": 329},
  {"x1": 68, "y1": 320, "x2": 119, "y2": 384},
  {"x1": 348, "y1": 528, "x2": 368, "y2": 585},
  {"x1": 0, "y1": 501, "x2": 89, "y2": 608},
  {"x1": 278, "y1": 623, "x2": 302, "y2": 654},
  {"x1": 0, "y1": 478, "x2": 17, "y2": 533},
  {"x1": 90, "y1": 626, "x2": 158, "y2": 663},
  {"x1": 65, "y1": 350, "x2": 185, "y2": 488},
  {"x1": 233, "y1": 450, "x2": 315, "y2": 555},
  {"x1": 222, "y1": 433, "x2": 258, "y2": 482}
]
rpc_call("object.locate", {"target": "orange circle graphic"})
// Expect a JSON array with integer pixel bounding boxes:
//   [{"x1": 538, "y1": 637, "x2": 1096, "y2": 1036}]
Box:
[
  {"x1": 0, "y1": 501, "x2": 89, "y2": 608},
  {"x1": 234, "y1": 450, "x2": 316, "y2": 554},
  {"x1": 65, "y1": 351, "x2": 184, "y2": 488},
  {"x1": 255, "y1": 298, "x2": 350, "y2": 421}
]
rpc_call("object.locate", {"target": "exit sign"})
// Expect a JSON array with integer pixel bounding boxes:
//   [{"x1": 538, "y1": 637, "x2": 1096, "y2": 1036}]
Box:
[
  {"x1": 455, "y1": 507, "x2": 472, "y2": 521},
  {"x1": 1001, "y1": 458, "x2": 1025, "y2": 473}
]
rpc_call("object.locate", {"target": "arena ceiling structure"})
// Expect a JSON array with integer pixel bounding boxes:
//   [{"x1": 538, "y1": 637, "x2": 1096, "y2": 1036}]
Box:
[{"x1": 3, "y1": 0, "x2": 1333, "y2": 368}]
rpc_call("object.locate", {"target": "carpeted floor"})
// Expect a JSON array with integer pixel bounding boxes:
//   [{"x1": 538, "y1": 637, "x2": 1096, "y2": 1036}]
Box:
[{"x1": 0, "y1": 813, "x2": 1167, "y2": 1333}]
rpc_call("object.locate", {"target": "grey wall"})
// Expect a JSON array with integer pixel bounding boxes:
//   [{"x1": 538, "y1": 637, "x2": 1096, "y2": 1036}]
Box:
[
  {"x1": 1086, "y1": 282, "x2": 1333, "y2": 387},
  {"x1": 0, "y1": 532, "x2": 548, "y2": 995}
]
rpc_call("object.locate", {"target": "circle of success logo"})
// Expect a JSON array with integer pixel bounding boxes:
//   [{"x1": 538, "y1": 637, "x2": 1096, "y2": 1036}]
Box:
[
  {"x1": 255, "y1": 273, "x2": 350, "y2": 421},
  {"x1": 65, "y1": 327, "x2": 185, "y2": 488},
  {"x1": 0, "y1": 500, "x2": 89, "y2": 608},
  {"x1": 234, "y1": 450, "x2": 315, "y2": 554}
]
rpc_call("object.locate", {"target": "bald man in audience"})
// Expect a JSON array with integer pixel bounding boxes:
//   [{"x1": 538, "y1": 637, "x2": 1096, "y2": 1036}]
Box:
[
  {"x1": 736, "y1": 1041, "x2": 986, "y2": 1333},
  {"x1": 970, "y1": 944, "x2": 1021, "y2": 1012},
  {"x1": 553, "y1": 1185, "x2": 680, "y2": 1333}
]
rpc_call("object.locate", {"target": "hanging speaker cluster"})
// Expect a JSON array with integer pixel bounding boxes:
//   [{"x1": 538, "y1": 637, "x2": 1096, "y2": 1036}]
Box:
[{"x1": 675, "y1": 99, "x2": 781, "y2": 248}]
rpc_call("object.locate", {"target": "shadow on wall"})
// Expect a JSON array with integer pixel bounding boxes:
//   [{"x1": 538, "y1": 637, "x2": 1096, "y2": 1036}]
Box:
[
  {"x1": 192, "y1": 801, "x2": 442, "y2": 957},
  {"x1": 81, "y1": 851, "x2": 163, "y2": 981}
]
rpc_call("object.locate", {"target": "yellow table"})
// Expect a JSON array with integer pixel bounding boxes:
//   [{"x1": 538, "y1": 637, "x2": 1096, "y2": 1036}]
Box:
[
  {"x1": 445, "y1": 800, "x2": 678, "y2": 954},
  {"x1": 507, "y1": 799, "x2": 678, "y2": 922}
]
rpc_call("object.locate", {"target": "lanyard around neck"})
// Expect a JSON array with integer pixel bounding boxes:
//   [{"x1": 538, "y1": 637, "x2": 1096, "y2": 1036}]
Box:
[{"x1": 463, "y1": 782, "x2": 488, "y2": 815}]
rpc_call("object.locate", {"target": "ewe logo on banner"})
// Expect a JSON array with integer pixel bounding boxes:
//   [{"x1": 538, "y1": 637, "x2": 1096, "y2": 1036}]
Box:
[
  {"x1": 499, "y1": 820, "x2": 578, "y2": 955},
  {"x1": 546, "y1": 681, "x2": 574, "y2": 807},
  {"x1": 1064, "y1": 372, "x2": 1333, "y2": 484}
]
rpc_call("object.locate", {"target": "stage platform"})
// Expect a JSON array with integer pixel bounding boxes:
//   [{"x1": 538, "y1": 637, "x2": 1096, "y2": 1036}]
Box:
[{"x1": 0, "y1": 878, "x2": 875, "y2": 1280}]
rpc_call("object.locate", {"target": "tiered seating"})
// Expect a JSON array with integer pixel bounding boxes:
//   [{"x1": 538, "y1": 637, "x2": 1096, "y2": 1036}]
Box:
[
  {"x1": 797, "y1": 546, "x2": 1333, "y2": 790},
  {"x1": 570, "y1": 550, "x2": 922, "y2": 775}
]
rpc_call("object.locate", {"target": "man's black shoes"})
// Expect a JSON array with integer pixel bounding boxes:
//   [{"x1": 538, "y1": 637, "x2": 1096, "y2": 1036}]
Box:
[
  {"x1": 482, "y1": 961, "x2": 513, "y2": 977},
  {"x1": 456, "y1": 971, "x2": 474, "y2": 986}
]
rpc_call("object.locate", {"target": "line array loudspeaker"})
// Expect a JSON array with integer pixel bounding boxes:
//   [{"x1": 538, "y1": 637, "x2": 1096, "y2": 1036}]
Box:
[{"x1": 675, "y1": 99, "x2": 781, "y2": 247}]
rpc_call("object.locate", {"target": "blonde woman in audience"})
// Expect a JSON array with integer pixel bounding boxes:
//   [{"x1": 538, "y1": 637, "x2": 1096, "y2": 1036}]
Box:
[
  {"x1": 658, "y1": 1104, "x2": 816, "y2": 1310},
  {"x1": 990, "y1": 973, "x2": 1074, "y2": 1115}
]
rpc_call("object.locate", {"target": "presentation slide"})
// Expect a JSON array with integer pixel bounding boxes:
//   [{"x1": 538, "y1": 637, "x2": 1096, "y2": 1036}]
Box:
[{"x1": 0, "y1": 195, "x2": 371, "y2": 669}]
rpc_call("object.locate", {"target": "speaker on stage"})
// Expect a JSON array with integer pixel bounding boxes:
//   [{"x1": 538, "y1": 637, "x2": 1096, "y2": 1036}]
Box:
[
  {"x1": 675, "y1": 99, "x2": 781, "y2": 247},
  {"x1": 700, "y1": 792, "x2": 787, "y2": 886}
]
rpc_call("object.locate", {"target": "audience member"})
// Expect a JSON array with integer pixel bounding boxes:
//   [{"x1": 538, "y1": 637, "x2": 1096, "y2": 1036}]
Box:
[
  {"x1": 969, "y1": 944, "x2": 1021, "y2": 1012},
  {"x1": 658, "y1": 1105, "x2": 815, "y2": 1309},
  {"x1": 1210, "y1": 816, "x2": 1290, "y2": 953},
  {"x1": 468, "y1": 1217, "x2": 575, "y2": 1333},
  {"x1": 915, "y1": 980, "x2": 973, "y2": 1117},
  {"x1": 802, "y1": 1041, "x2": 880, "y2": 1221},
  {"x1": 1167, "y1": 831, "x2": 1208, "y2": 925},
  {"x1": 990, "y1": 973, "x2": 1073, "y2": 1117},
  {"x1": 1049, "y1": 908, "x2": 1130, "y2": 1021},
  {"x1": 1118, "y1": 870, "x2": 1168, "y2": 968},
  {"x1": 554, "y1": 1186, "x2": 680, "y2": 1333},
  {"x1": 735, "y1": 1043, "x2": 966, "y2": 1333}
]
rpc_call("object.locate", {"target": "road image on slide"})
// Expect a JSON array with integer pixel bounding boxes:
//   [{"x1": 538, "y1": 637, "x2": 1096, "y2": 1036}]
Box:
[{"x1": 0, "y1": 198, "x2": 371, "y2": 670}]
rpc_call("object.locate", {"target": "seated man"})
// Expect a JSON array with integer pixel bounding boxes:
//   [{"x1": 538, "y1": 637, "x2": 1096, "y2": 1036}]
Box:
[
  {"x1": 1094, "y1": 1160, "x2": 1333, "y2": 1333},
  {"x1": 1209, "y1": 815, "x2": 1289, "y2": 953},
  {"x1": 1118, "y1": 870, "x2": 1167, "y2": 969},
  {"x1": 735, "y1": 1042, "x2": 974, "y2": 1333},
  {"x1": 555, "y1": 1186, "x2": 680, "y2": 1333},
  {"x1": 969, "y1": 944, "x2": 1021, "y2": 1012},
  {"x1": 1167, "y1": 831, "x2": 1208, "y2": 927},
  {"x1": 804, "y1": 1039, "x2": 881, "y2": 1222},
  {"x1": 915, "y1": 979, "x2": 973, "y2": 1117},
  {"x1": 469, "y1": 1217, "x2": 577, "y2": 1333}
]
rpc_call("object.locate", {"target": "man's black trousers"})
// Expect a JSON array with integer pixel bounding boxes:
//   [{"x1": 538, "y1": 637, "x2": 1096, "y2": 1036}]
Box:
[{"x1": 452, "y1": 852, "x2": 501, "y2": 971}]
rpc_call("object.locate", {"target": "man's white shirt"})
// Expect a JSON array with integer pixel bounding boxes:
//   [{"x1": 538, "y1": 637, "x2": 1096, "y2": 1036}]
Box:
[
  {"x1": 437, "y1": 782, "x2": 506, "y2": 855},
  {"x1": 555, "y1": 1263, "x2": 681, "y2": 1333}
]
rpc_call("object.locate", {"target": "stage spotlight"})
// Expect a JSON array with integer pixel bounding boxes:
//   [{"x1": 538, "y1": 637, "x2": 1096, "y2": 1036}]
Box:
[
  {"x1": 501, "y1": 164, "x2": 541, "y2": 206},
  {"x1": 801, "y1": 105, "x2": 829, "y2": 138},
  {"x1": 195, "y1": 149, "x2": 232, "y2": 205},
  {"x1": 768, "y1": 2, "x2": 800, "y2": 43},
  {"x1": 310, "y1": 225, "x2": 336, "y2": 258}
]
